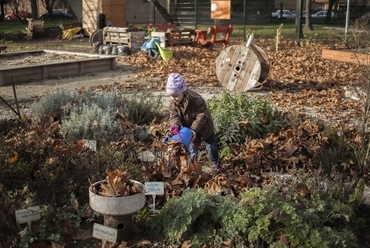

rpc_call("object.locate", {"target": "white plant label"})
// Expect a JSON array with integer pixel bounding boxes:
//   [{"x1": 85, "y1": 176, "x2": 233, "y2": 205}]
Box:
[
  {"x1": 92, "y1": 223, "x2": 117, "y2": 243},
  {"x1": 145, "y1": 182, "x2": 164, "y2": 195},
  {"x1": 15, "y1": 206, "x2": 41, "y2": 224}
]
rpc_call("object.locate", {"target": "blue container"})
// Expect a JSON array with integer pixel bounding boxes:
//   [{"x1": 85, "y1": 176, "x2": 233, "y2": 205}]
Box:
[{"x1": 164, "y1": 127, "x2": 193, "y2": 151}]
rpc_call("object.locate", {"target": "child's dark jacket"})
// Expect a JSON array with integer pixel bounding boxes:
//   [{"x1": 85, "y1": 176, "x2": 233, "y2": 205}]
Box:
[{"x1": 169, "y1": 89, "x2": 215, "y2": 144}]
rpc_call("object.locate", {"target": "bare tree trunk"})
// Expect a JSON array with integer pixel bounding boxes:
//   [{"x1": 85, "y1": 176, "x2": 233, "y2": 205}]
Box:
[
  {"x1": 30, "y1": 0, "x2": 38, "y2": 19},
  {"x1": 327, "y1": 0, "x2": 337, "y2": 21},
  {"x1": 295, "y1": 0, "x2": 303, "y2": 40},
  {"x1": 304, "y1": 0, "x2": 313, "y2": 30},
  {"x1": 0, "y1": 3, "x2": 3, "y2": 22},
  {"x1": 40, "y1": 0, "x2": 57, "y2": 20}
]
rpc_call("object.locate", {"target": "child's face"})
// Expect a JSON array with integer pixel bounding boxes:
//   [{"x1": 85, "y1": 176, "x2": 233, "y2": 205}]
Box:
[{"x1": 170, "y1": 92, "x2": 184, "y2": 104}]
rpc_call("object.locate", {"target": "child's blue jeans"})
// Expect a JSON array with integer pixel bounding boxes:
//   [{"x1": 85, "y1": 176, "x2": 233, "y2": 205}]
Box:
[{"x1": 189, "y1": 133, "x2": 221, "y2": 166}]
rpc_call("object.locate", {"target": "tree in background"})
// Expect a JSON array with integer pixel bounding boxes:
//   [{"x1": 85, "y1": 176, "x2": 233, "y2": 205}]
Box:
[
  {"x1": 304, "y1": 0, "x2": 313, "y2": 30},
  {"x1": 5, "y1": 0, "x2": 28, "y2": 23},
  {"x1": 295, "y1": 0, "x2": 304, "y2": 41},
  {"x1": 0, "y1": 0, "x2": 11, "y2": 21},
  {"x1": 29, "y1": 0, "x2": 38, "y2": 19},
  {"x1": 39, "y1": 0, "x2": 57, "y2": 20},
  {"x1": 327, "y1": 0, "x2": 338, "y2": 21}
]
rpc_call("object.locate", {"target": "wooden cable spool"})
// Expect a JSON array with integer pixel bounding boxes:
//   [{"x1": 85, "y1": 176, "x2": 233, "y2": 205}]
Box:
[{"x1": 216, "y1": 44, "x2": 270, "y2": 92}]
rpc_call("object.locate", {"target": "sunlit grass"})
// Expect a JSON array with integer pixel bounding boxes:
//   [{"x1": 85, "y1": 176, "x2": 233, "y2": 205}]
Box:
[
  {"x1": 1, "y1": 18, "x2": 350, "y2": 41},
  {"x1": 185, "y1": 22, "x2": 348, "y2": 40}
]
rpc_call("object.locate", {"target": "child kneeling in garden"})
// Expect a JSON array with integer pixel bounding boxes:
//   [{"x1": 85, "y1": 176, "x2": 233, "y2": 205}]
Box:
[{"x1": 166, "y1": 72, "x2": 222, "y2": 173}]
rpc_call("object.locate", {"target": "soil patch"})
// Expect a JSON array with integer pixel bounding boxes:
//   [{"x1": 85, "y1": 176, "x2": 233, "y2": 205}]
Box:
[{"x1": 1, "y1": 50, "x2": 97, "y2": 69}]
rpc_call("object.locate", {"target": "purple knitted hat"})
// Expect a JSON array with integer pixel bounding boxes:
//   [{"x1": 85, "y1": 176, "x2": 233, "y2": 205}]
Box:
[{"x1": 166, "y1": 73, "x2": 187, "y2": 95}]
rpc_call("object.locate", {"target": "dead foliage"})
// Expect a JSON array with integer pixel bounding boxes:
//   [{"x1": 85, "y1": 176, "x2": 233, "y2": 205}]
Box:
[
  {"x1": 1, "y1": 38, "x2": 370, "y2": 247},
  {"x1": 91, "y1": 169, "x2": 144, "y2": 197}
]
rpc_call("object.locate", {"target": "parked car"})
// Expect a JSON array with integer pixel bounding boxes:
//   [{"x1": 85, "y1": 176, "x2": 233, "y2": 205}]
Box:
[
  {"x1": 292, "y1": 10, "x2": 307, "y2": 18},
  {"x1": 302, "y1": 10, "x2": 306, "y2": 18},
  {"x1": 5, "y1": 11, "x2": 29, "y2": 20},
  {"x1": 311, "y1": 10, "x2": 337, "y2": 20},
  {"x1": 271, "y1": 9, "x2": 296, "y2": 19},
  {"x1": 39, "y1": 9, "x2": 73, "y2": 19}
]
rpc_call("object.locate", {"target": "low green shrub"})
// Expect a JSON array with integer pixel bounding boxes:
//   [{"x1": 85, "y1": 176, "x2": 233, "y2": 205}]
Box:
[
  {"x1": 315, "y1": 127, "x2": 357, "y2": 174},
  {"x1": 207, "y1": 91, "x2": 283, "y2": 157},
  {"x1": 145, "y1": 172, "x2": 365, "y2": 248},
  {"x1": 30, "y1": 89, "x2": 79, "y2": 120},
  {"x1": 30, "y1": 90, "x2": 164, "y2": 143},
  {"x1": 118, "y1": 93, "x2": 165, "y2": 125},
  {"x1": 60, "y1": 103, "x2": 122, "y2": 142},
  {"x1": 16, "y1": 193, "x2": 94, "y2": 248}
]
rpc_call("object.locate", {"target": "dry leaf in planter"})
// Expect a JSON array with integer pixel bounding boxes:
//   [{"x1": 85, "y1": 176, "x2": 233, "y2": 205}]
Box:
[{"x1": 97, "y1": 169, "x2": 143, "y2": 197}]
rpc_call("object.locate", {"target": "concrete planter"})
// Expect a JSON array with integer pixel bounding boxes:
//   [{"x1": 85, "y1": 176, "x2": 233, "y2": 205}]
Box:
[
  {"x1": 89, "y1": 180, "x2": 145, "y2": 216},
  {"x1": 89, "y1": 179, "x2": 146, "y2": 241}
]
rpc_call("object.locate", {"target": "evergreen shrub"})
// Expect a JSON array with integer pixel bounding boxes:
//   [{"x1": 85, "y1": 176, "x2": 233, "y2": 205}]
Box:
[{"x1": 145, "y1": 172, "x2": 365, "y2": 248}]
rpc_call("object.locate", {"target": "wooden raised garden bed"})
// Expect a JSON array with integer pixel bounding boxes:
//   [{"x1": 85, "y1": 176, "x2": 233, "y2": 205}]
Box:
[{"x1": 0, "y1": 50, "x2": 117, "y2": 86}]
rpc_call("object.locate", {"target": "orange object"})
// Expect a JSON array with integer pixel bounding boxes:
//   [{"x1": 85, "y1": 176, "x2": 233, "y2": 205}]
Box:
[
  {"x1": 194, "y1": 24, "x2": 233, "y2": 50},
  {"x1": 147, "y1": 23, "x2": 178, "y2": 32}
]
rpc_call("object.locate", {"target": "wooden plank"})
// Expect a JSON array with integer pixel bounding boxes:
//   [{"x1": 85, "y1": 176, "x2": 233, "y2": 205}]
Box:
[
  {"x1": 83, "y1": 60, "x2": 114, "y2": 72},
  {"x1": 46, "y1": 64, "x2": 80, "y2": 77},
  {"x1": 151, "y1": 31, "x2": 166, "y2": 38},
  {"x1": 129, "y1": 42, "x2": 144, "y2": 48},
  {"x1": 167, "y1": 39, "x2": 193, "y2": 46},
  {"x1": 0, "y1": 71, "x2": 4, "y2": 85},
  {"x1": 322, "y1": 49, "x2": 370, "y2": 65},
  {"x1": 129, "y1": 31, "x2": 146, "y2": 44},
  {"x1": 105, "y1": 37, "x2": 130, "y2": 44},
  {"x1": 103, "y1": 27, "x2": 130, "y2": 33},
  {"x1": 148, "y1": 23, "x2": 178, "y2": 32},
  {"x1": 4, "y1": 67, "x2": 43, "y2": 83}
]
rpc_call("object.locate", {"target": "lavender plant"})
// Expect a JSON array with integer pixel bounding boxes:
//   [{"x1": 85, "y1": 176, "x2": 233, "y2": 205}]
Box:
[
  {"x1": 59, "y1": 103, "x2": 122, "y2": 142},
  {"x1": 30, "y1": 89, "x2": 79, "y2": 120}
]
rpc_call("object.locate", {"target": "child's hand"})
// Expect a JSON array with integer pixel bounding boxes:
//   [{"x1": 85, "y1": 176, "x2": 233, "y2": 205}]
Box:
[{"x1": 169, "y1": 125, "x2": 179, "y2": 135}]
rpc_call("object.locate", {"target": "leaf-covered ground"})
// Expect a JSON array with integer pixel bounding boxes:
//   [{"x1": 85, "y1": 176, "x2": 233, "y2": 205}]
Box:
[
  {"x1": 113, "y1": 37, "x2": 367, "y2": 178},
  {"x1": 1, "y1": 37, "x2": 370, "y2": 247}
]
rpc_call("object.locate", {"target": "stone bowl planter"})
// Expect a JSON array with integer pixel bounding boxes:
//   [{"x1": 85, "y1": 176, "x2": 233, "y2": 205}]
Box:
[{"x1": 89, "y1": 180, "x2": 145, "y2": 216}]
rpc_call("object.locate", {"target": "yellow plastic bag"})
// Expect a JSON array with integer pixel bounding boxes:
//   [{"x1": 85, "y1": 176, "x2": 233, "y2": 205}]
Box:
[{"x1": 62, "y1": 27, "x2": 82, "y2": 40}]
